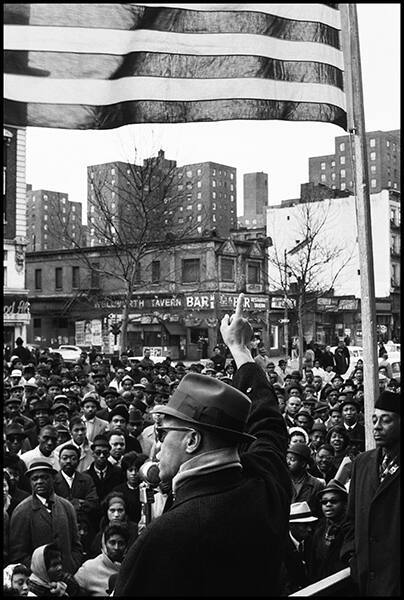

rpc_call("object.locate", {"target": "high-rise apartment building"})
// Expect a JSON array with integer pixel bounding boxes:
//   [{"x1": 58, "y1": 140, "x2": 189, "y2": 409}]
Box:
[
  {"x1": 309, "y1": 130, "x2": 400, "y2": 195},
  {"x1": 238, "y1": 172, "x2": 268, "y2": 229},
  {"x1": 26, "y1": 188, "x2": 85, "y2": 251},
  {"x1": 87, "y1": 150, "x2": 237, "y2": 246}
]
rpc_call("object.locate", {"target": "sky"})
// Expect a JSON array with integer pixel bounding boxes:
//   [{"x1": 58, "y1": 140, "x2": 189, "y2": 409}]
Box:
[{"x1": 25, "y1": 4, "x2": 400, "y2": 221}]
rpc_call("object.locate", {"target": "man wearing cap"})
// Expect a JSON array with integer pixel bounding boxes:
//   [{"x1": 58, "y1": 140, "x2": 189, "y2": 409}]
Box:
[
  {"x1": 286, "y1": 442, "x2": 325, "y2": 518},
  {"x1": 5, "y1": 395, "x2": 37, "y2": 447},
  {"x1": 96, "y1": 387, "x2": 119, "y2": 421},
  {"x1": 280, "y1": 501, "x2": 318, "y2": 595},
  {"x1": 114, "y1": 294, "x2": 292, "y2": 597},
  {"x1": 81, "y1": 395, "x2": 109, "y2": 442},
  {"x1": 309, "y1": 479, "x2": 349, "y2": 582},
  {"x1": 9, "y1": 457, "x2": 83, "y2": 572},
  {"x1": 50, "y1": 395, "x2": 71, "y2": 429},
  {"x1": 340, "y1": 391, "x2": 400, "y2": 596}
]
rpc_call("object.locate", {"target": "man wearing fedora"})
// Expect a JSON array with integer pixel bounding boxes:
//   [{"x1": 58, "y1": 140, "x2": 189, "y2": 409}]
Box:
[
  {"x1": 340, "y1": 390, "x2": 400, "y2": 596},
  {"x1": 8, "y1": 457, "x2": 83, "y2": 573},
  {"x1": 114, "y1": 294, "x2": 292, "y2": 597},
  {"x1": 280, "y1": 501, "x2": 318, "y2": 595}
]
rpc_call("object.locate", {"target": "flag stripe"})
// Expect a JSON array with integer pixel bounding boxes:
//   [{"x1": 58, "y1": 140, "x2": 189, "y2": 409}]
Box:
[
  {"x1": 4, "y1": 3, "x2": 347, "y2": 130},
  {"x1": 4, "y1": 4, "x2": 341, "y2": 30},
  {"x1": 4, "y1": 98, "x2": 347, "y2": 130},
  {"x1": 4, "y1": 51, "x2": 343, "y2": 89},
  {"x1": 5, "y1": 73, "x2": 346, "y2": 109},
  {"x1": 4, "y1": 27, "x2": 344, "y2": 69}
]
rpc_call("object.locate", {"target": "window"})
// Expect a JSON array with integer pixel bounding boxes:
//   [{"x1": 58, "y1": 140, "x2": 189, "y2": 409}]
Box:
[
  {"x1": 371, "y1": 179, "x2": 377, "y2": 188},
  {"x1": 370, "y1": 165, "x2": 376, "y2": 173},
  {"x1": 370, "y1": 151, "x2": 376, "y2": 161},
  {"x1": 340, "y1": 182, "x2": 346, "y2": 190},
  {"x1": 33, "y1": 318, "x2": 41, "y2": 329},
  {"x1": 197, "y1": 203, "x2": 202, "y2": 211},
  {"x1": 178, "y1": 217, "x2": 184, "y2": 224},
  {"x1": 186, "y1": 170, "x2": 192, "y2": 178},
  {"x1": 340, "y1": 156, "x2": 345, "y2": 165},
  {"x1": 331, "y1": 173, "x2": 336, "y2": 181},
  {"x1": 90, "y1": 205, "x2": 95, "y2": 213},
  {"x1": 320, "y1": 162, "x2": 326, "y2": 170},
  {"x1": 212, "y1": 169, "x2": 216, "y2": 176},
  {"x1": 212, "y1": 203, "x2": 216, "y2": 210},
  {"x1": 386, "y1": 140, "x2": 390, "y2": 147},
  {"x1": 339, "y1": 142, "x2": 345, "y2": 151},
  {"x1": 72, "y1": 266, "x2": 80, "y2": 289},
  {"x1": 212, "y1": 215, "x2": 216, "y2": 222},
  {"x1": 91, "y1": 264, "x2": 100, "y2": 288},
  {"x1": 212, "y1": 191, "x2": 216, "y2": 199},
  {"x1": 43, "y1": 194, "x2": 48, "y2": 200},
  {"x1": 197, "y1": 226, "x2": 202, "y2": 235},
  {"x1": 111, "y1": 168, "x2": 115, "y2": 175},
  {"x1": 197, "y1": 168, "x2": 202, "y2": 176},
  {"x1": 247, "y1": 262, "x2": 260, "y2": 284},
  {"x1": 72, "y1": 205, "x2": 76, "y2": 212},
  {"x1": 187, "y1": 204, "x2": 192, "y2": 210},
  {"x1": 331, "y1": 160, "x2": 335, "y2": 168},
  {"x1": 197, "y1": 192, "x2": 201, "y2": 199},
  {"x1": 230, "y1": 173, "x2": 234, "y2": 180},
  {"x1": 4, "y1": 266, "x2": 7, "y2": 286},
  {"x1": 44, "y1": 233, "x2": 47, "y2": 240},
  {"x1": 179, "y1": 206, "x2": 183, "y2": 212},
  {"x1": 178, "y1": 184, "x2": 184, "y2": 190},
  {"x1": 55, "y1": 267, "x2": 63, "y2": 290},
  {"x1": 197, "y1": 215, "x2": 202, "y2": 222},
  {"x1": 230, "y1": 184, "x2": 234, "y2": 191},
  {"x1": 197, "y1": 181, "x2": 201, "y2": 188},
  {"x1": 320, "y1": 174, "x2": 326, "y2": 182},
  {"x1": 369, "y1": 138, "x2": 376, "y2": 147},
  {"x1": 212, "y1": 180, "x2": 216, "y2": 187},
  {"x1": 388, "y1": 180, "x2": 392, "y2": 187},
  {"x1": 44, "y1": 224, "x2": 47, "y2": 230},
  {"x1": 340, "y1": 169, "x2": 346, "y2": 178},
  {"x1": 186, "y1": 182, "x2": 192, "y2": 190},
  {"x1": 393, "y1": 182, "x2": 398, "y2": 189},
  {"x1": 151, "y1": 260, "x2": 160, "y2": 283},
  {"x1": 220, "y1": 257, "x2": 235, "y2": 282},
  {"x1": 182, "y1": 258, "x2": 200, "y2": 283},
  {"x1": 230, "y1": 195, "x2": 234, "y2": 202}
]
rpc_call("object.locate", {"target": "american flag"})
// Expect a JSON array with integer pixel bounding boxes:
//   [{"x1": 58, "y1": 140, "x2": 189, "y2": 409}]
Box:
[{"x1": 4, "y1": 4, "x2": 347, "y2": 130}]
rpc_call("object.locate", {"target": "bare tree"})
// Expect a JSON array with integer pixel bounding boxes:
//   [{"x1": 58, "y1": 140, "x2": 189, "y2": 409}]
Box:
[
  {"x1": 48, "y1": 148, "x2": 209, "y2": 352},
  {"x1": 267, "y1": 200, "x2": 355, "y2": 369}
]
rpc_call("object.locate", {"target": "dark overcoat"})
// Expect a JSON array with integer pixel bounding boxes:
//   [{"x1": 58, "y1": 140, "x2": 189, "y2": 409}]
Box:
[
  {"x1": 309, "y1": 517, "x2": 347, "y2": 582},
  {"x1": 8, "y1": 493, "x2": 83, "y2": 573},
  {"x1": 53, "y1": 470, "x2": 99, "y2": 514},
  {"x1": 114, "y1": 362, "x2": 292, "y2": 597},
  {"x1": 340, "y1": 447, "x2": 400, "y2": 596}
]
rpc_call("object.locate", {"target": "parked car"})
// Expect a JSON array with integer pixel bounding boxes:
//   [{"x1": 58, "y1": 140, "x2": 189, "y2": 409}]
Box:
[{"x1": 55, "y1": 345, "x2": 82, "y2": 363}]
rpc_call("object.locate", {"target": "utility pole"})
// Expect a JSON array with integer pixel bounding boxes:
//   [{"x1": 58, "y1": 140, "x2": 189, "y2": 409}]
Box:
[{"x1": 283, "y1": 249, "x2": 289, "y2": 361}]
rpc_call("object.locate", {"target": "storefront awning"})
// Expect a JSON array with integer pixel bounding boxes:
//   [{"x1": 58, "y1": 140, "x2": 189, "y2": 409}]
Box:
[{"x1": 164, "y1": 321, "x2": 187, "y2": 336}]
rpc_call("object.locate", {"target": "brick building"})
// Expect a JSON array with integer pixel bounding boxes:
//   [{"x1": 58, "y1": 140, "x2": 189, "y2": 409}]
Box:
[
  {"x1": 26, "y1": 187, "x2": 86, "y2": 251},
  {"x1": 26, "y1": 235, "x2": 273, "y2": 360},
  {"x1": 87, "y1": 150, "x2": 237, "y2": 246},
  {"x1": 309, "y1": 129, "x2": 400, "y2": 194},
  {"x1": 238, "y1": 171, "x2": 268, "y2": 229}
]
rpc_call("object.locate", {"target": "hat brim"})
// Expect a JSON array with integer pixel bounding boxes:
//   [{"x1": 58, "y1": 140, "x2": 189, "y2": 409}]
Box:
[
  {"x1": 151, "y1": 404, "x2": 256, "y2": 443},
  {"x1": 26, "y1": 465, "x2": 58, "y2": 477},
  {"x1": 289, "y1": 515, "x2": 318, "y2": 523}
]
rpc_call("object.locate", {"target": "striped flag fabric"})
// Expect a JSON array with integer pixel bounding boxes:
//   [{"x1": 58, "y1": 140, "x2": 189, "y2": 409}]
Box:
[{"x1": 4, "y1": 4, "x2": 347, "y2": 130}]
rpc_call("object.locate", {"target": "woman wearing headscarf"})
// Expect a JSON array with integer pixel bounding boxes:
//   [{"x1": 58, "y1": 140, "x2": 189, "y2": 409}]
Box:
[
  {"x1": 74, "y1": 523, "x2": 130, "y2": 596},
  {"x1": 3, "y1": 563, "x2": 30, "y2": 596},
  {"x1": 26, "y1": 544, "x2": 79, "y2": 597}
]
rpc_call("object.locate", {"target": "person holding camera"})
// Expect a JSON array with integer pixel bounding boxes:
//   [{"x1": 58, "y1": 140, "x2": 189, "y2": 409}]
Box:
[{"x1": 114, "y1": 294, "x2": 292, "y2": 596}]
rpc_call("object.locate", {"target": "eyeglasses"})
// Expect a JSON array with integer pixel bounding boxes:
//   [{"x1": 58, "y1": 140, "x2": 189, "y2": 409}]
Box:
[
  {"x1": 320, "y1": 498, "x2": 340, "y2": 505},
  {"x1": 93, "y1": 449, "x2": 109, "y2": 456},
  {"x1": 154, "y1": 425, "x2": 197, "y2": 443}
]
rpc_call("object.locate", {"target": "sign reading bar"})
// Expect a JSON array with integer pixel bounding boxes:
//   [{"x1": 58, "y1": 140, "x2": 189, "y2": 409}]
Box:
[{"x1": 219, "y1": 294, "x2": 268, "y2": 311}]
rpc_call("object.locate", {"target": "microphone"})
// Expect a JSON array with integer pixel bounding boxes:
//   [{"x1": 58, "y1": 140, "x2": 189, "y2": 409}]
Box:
[{"x1": 138, "y1": 460, "x2": 160, "y2": 487}]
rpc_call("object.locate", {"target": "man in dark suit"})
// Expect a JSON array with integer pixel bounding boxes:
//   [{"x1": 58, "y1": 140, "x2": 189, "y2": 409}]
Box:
[
  {"x1": 340, "y1": 398, "x2": 365, "y2": 453},
  {"x1": 114, "y1": 294, "x2": 292, "y2": 597},
  {"x1": 84, "y1": 435, "x2": 123, "y2": 503},
  {"x1": 341, "y1": 391, "x2": 400, "y2": 596},
  {"x1": 54, "y1": 444, "x2": 99, "y2": 519}
]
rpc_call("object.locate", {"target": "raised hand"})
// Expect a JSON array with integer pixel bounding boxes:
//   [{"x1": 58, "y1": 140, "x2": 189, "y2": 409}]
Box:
[{"x1": 220, "y1": 293, "x2": 253, "y2": 353}]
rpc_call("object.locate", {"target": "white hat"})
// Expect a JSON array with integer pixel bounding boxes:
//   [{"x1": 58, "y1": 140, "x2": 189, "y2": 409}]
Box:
[
  {"x1": 122, "y1": 375, "x2": 134, "y2": 383},
  {"x1": 11, "y1": 369, "x2": 22, "y2": 377},
  {"x1": 289, "y1": 501, "x2": 318, "y2": 523},
  {"x1": 25, "y1": 377, "x2": 38, "y2": 388}
]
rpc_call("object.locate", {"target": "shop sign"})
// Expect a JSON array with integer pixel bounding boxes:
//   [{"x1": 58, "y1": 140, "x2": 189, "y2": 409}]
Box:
[
  {"x1": 4, "y1": 295, "x2": 31, "y2": 316},
  {"x1": 94, "y1": 295, "x2": 183, "y2": 310},
  {"x1": 271, "y1": 296, "x2": 295, "y2": 310},
  {"x1": 219, "y1": 294, "x2": 269, "y2": 311},
  {"x1": 338, "y1": 298, "x2": 358, "y2": 311},
  {"x1": 317, "y1": 297, "x2": 339, "y2": 312},
  {"x1": 185, "y1": 293, "x2": 215, "y2": 310}
]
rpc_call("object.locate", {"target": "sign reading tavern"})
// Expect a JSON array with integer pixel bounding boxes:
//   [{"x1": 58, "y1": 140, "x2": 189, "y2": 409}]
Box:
[{"x1": 94, "y1": 294, "x2": 269, "y2": 312}]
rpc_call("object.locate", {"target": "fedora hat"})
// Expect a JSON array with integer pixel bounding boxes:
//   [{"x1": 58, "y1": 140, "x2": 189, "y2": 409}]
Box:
[
  {"x1": 151, "y1": 373, "x2": 255, "y2": 443},
  {"x1": 80, "y1": 394, "x2": 100, "y2": 408},
  {"x1": 287, "y1": 442, "x2": 314, "y2": 467},
  {"x1": 289, "y1": 501, "x2": 318, "y2": 523},
  {"x1": 6, "y1": 422, "x2": 26, "y2": 438},
  {"x1": 317, "y1": 478, "x2": 348, "y2": 499},
  {"x1": 101, "y1": 387, "x2": 119, "y2": 398},
  {"x1": 25, "y1": 458, "x2": 57, "y2": 477},
  {"x1": 11, "y1": 369, "x2": 23, "y2": 378},
  {"x1": 375, "y1": 390, "x2": 400, "y2": 415}
]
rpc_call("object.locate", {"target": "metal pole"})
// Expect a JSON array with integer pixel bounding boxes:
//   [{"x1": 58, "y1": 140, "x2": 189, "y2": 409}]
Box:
[
  {"x1": 284, "y1": 249, "x2": 289, "y2": 361},
  {"x1": 341, "y1": 5, "x2": 379, "y2": 450}
]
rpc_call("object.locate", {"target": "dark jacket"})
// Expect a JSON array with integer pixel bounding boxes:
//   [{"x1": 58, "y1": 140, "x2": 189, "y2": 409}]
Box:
[
  {"x1": 344, "y1": 422, "x2": 365, "y2": 453},
  {"x1": 112, "y1": 482, "x2": 142, "y2": 523},
  {"x1": 114, "y1": 362, "x2": 292, "y2": 597},
  {"x1": 53, "y1": 470, "x2": 99, "y2": 516},
  {"x1": 340, "y1": 447, "x2": 400, "y2": 596},
  {"x1": 7, "y1": 486, "x2": 30, "y2": 516},
  {"x1": 309, "y1": 517, "x2": 347, "y2": 582},
  {"x1": 291, "y1": 472, "x2": 326, "y2": 519},
  {"x1": 84, "y1": 462, "x2": 123, "y2": 503},
  {"x1": 280, "y1": 535, "x2": 312, "y2": 595},
  {"x1": 334, "y1": 346, "x2": 350, "y2": 375},
  {"x1": 8, "y1": 493, "x2": 83, "y2": 573}
]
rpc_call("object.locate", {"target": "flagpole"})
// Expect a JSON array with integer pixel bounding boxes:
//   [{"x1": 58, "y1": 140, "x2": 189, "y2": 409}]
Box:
[{"x1": 341, "y1": 4, "x2": 378, "y2": 451}]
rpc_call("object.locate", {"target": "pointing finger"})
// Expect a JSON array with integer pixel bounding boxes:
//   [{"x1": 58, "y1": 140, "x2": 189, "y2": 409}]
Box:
[{"x1": 235, "y1": 293, "x2": 244, "y2": 318}]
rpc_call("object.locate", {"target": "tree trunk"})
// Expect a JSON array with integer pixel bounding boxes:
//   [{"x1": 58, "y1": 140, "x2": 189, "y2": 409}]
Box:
[
  {"x1": 297, "y1": 290, "x2": 304, "y2": 372},
  {"x1": 120, "y1": 293, "x2": 131, "y2": 354}
]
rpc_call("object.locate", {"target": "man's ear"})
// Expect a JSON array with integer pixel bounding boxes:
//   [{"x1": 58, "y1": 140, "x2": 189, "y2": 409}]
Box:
[{"x1": 185, "y1": 430, "x2": 202, "y2": 454}]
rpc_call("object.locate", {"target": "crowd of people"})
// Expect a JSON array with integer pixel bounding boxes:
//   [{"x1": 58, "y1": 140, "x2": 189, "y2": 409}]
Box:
[{"x1": 3, "y1": 315, "x2": 400, "y2": 597}]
